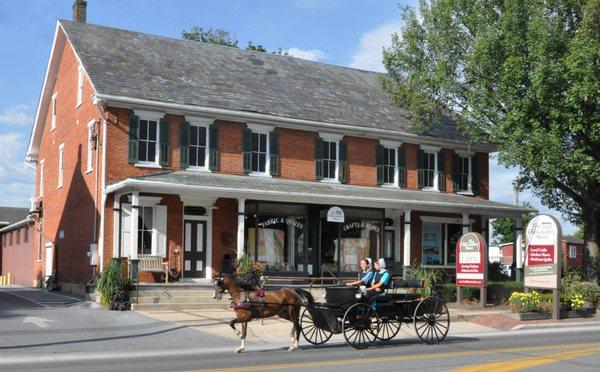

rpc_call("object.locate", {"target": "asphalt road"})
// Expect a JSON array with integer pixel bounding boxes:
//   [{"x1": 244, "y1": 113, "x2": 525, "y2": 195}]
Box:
[{"x1": 1, "y1": 287, "x2": 600, "y2": 371}]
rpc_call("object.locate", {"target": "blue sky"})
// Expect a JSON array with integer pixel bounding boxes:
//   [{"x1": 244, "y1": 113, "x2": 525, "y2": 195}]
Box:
[{"x1": 0, "y1": 0, "x2": 576, "y2": 235}]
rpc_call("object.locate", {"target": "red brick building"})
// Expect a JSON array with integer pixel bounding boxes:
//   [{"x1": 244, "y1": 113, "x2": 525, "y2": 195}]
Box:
[
  {"x1": 25, "y1": 7, "x2": 531, "y2": 292},
  {"x1": 0, "y1": 207, "x2": 38, "y2": 286}
]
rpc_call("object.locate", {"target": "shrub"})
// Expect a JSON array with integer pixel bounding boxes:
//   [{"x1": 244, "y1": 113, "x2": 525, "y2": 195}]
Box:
[
  {"x1": 488, "y1": 281, "x2": 524, "y2": 304},
  {"x1": 508, "y1": 291, "x2": 542, "y2": 313},
  {"x1": 563, "y1": 281, "x2": 600, "y2": 306},
  {"x1": 405, "y1": 262, "x2": 441, "y2": 296},
  {"x1": 96, "y1": 260, "x2": 131, "y2": 310},
  {"x1": 488, "y1": 262, "x2": 510, "y2": 282}
]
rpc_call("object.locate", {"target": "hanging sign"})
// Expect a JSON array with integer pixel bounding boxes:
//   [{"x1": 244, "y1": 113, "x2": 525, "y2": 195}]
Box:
[
  {"x1": 327, "y1": 206, "x2": 345, "y2": 223},
  {"x1": 456, "y1": 232, "x2": 487, "y2": 287},
  {"x1": 524, "y1": 214, "x2": 562, "y2": 290}
]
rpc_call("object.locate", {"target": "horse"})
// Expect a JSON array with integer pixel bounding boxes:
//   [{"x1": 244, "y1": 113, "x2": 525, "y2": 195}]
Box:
[{"x1": 212, "y1": 274, "x2": 313, "y2": 353}]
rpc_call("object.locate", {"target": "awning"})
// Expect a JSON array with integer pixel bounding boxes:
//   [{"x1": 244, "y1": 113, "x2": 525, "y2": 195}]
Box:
[{"x1": 105, "y1": 171, "x2": 534, "y2": 217}]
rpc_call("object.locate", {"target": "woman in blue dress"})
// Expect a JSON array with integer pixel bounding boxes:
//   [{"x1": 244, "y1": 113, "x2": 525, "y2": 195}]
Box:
[
  {"x1": 364, "y1": 258, "x2": 391, "y2": 302},
  {"x1": 345, "y1": 258, "x2": 374, "y2": 287}
]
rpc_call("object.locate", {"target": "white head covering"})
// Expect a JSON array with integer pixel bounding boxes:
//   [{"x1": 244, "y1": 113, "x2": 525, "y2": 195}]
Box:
[
  {"x1": 378, "y1": 258, "x2": 386, "y2": 269},
  {"x1": 365, "y1": 258, "x2": 373, "y2": 270}
]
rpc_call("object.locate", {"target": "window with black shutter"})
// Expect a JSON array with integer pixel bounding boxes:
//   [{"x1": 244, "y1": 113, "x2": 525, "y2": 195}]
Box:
[{"x1": 209, "y1": 124, "x2": 220, "y2": 171}]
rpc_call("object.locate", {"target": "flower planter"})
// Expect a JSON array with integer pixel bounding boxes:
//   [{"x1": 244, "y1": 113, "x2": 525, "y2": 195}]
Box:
[
  {"x1": 508, "y1": 312, "x2": 551, "y2": 321},
  {"x1": 508, "y1": 307, "x2": 596, "y2": 321}
]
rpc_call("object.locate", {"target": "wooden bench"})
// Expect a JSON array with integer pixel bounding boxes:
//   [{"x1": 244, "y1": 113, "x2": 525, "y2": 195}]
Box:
[{"x1": 137, "y1": 255, "x2": 169, "y2": 283}]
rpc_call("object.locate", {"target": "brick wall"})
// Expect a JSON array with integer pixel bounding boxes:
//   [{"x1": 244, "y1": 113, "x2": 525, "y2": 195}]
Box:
[
  {"x1": 345, "y1": 136, "x2": 377, "y2": 186},
  {"x1": 404, "y1": 144, "x2": 419, "y2": 189},
  {"x1": 35, "y1": 40, "x2": 104, "y2": 285},
  {"x1": 215, "y1": 120, "x2": 244, "y2": 175},
  {"x1": 278, "y1": 128, "x2": 317, "y2": 181},
  {"x1": 0, "y1": 226, "x2": 37, "y2": 286},
  {"x1": 211, "y1": 198, "x2": 238, "y2": 276}
]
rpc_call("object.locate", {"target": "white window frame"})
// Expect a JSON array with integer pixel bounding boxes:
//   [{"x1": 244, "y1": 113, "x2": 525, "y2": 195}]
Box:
[
  {"x1": 248, "y1": 123, "x2": 273, "y2": 177},
  {"x1": 76, "y1": 65, "x2": 84, "y2": 107},
  {"x1": 122, "y1": 196, "x2": 165, "y2": 257},
  {"x1": 456, "y1": 150, "x2": 474, "y2": 195},
  {"x1": 86, "y1": 120, "x2": 95, "y2": 173},
  {"x1": 569, "y1": 245, "x2": 577, "y2": 259},
  {"x1": 380, "y1": 140, "x2": 402, "y2": 187},
  {"x1": 57, "y1": 143, "x2": 65, "y2": 189},
  {"x1": 51, "y1": 93, "x2": 57, "y2": 131},
  {"x1": 39, "y1": 159, "x2": 45, "y2": 197},
  {"x1": 134, "y1": 110, "x2": 165, "y2": 168},
  {"x1": 320, "y1": 132, "x2": 343, "y2": 183},
  {"x1": 187, "y1": 116, "x2": 212, "y2": 172},
  {"x1": 420, "y1": 145, "x2": 440, "y2": 191}
]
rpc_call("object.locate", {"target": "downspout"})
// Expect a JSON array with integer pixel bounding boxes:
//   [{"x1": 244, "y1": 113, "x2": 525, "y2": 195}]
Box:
[{"x1": 95, "y1": 98, "x2": 109, "y2": 272}]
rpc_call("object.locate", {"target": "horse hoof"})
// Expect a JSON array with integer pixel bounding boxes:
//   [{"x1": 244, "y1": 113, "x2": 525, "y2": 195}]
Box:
[
  {"x1": 235, "y1": 348, "x2": 244, "y2": 354},
  {"x1": 288, "y1": 347, "x2": 296, "y2": 352}
]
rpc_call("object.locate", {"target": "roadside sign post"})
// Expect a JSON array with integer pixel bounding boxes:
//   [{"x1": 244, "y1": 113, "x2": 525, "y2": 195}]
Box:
[
  {"x1": 456, "y1": 232, "x2": 488, "y2": 308},
  {"x1": 524, "y1": 214, "x2": 562, "y2": 321}
]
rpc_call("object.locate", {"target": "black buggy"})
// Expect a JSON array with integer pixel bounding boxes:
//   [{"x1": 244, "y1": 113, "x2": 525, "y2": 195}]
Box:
[{"x1": 300, "y1": 279, "x2": 450, "y2": 349}]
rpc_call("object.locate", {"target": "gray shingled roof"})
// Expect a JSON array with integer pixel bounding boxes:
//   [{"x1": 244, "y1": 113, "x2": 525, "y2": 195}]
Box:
[
  {"x1": 108, "y1": 171, "x2": 533, "y2": 216},
  {"x1": 60, "y1": 20, "x2": 468, "y2": 141},
  {"x1": 0, "y1": 207, "x2": 29, "y2": 225}
]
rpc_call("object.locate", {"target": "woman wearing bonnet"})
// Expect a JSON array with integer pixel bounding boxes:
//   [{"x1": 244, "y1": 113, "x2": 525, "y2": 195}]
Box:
[
  {"x1": 346, "y1": 258, "x2": 374, "y2": 287},
  {"x1": 364, "y1": 258, "x2": 391, "y2": 302}
]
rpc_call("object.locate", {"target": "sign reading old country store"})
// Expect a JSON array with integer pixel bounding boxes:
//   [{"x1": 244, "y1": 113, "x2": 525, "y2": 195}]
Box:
[{"x1": 524, "y1": 214, "x2": 562, "y2": 290}]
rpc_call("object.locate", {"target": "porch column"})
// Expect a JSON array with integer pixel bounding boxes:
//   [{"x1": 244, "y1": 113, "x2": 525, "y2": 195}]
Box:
[
  {"x1": 403, "y1": 210, "x2": 412, "y2": 278},
  {"x1": 515, "y1": 217, "x2": 524, "y2": 281},
  {"x1": 130, "y1": 191, "x2": 139, "y2": 260},
  {"x1": 112, "y1": 194, "x2": 121, "y2": 258},
  {"x1": 237, "y1": 198, "x2": 246, "y2": 258},
  {"x1": 462, "y1": 213, "x2": 470, "y2": 234}
]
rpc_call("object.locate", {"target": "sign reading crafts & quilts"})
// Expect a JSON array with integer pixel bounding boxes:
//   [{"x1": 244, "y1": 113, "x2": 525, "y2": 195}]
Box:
[
  {"x1": 524, "y1": 214, "x2": 562, "y2": 320},
  {"x1": 455, "y1": 232, "x2": 488, "y2": 307}
]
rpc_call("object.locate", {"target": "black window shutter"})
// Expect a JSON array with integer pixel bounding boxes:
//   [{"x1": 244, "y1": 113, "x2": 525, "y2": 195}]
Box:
[
  {"x1": 209, "y1": 124, "x2": 220, "y2": 171},
  {"x1": 242, "y1": 129, "x2": 252, "y2": 174},
  {"x1": 159, "y1": 118, "x2": 170, "y2": 166},
  {"x1": 338, "y1": 140, "x2": 348, "y2": 183},
  {"x1": 417, "y1": 149, "x2": 425, "y2": 189},
  {"x1": 376, "y1": 144, "x2": 384, "y2": 185},
  {"x1": 179, "y1": 121, "x2": 190, "y2": 169},
  {"x1": 128, "y1": 115, "x2": 139, "y2": 164},
  {"x1": 471, "y1": 155, "x2": 479, "y2": 195},
  {"x1": 452, "y1": 153, "x2": 460, "y2": 192},
  {"x1": 269, "y1": 131, "x2": 279, "y2": 176},
  {"x1": 315, "y1": 137, "x2": 323, "y2": 180},
  {"x1": 398, "y1": 146, "x2": 406, "y2": 187},
  {"x1": 437, "y1": 151, "x2": 445, "y2": 191}
]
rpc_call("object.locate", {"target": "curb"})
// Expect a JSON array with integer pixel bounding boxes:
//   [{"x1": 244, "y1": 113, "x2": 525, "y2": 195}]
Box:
[{"x1": 511, "y1": 320, "x2": 600, "y2": 331}]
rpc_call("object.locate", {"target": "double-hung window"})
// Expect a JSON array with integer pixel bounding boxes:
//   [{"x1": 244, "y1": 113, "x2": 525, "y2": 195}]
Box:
[
  {"x1": 251, "y1": 132, "x2": 268, "y2": 173},
  {"x1": 189, "y1": 124, "x2": 208, "y2": 169},
  {"x1": 137, "y1": 206, "x2": 153, "y2": 255},
  {"x1": 86, "y1": 120, "x2": 95, "y2": 173},
  {"x1": 138, "y1": 119, "x2": 158, "y2": 163},
  {"x1": 322, "y1": 140, "x2": 337, "y2": 180},
  {"x1": 453, "y1": 151, "x2": 474, "y2": 194},
  {"x1": 243, "y1": 124, "x2": 277, "y2": 176},
  {"x1": 569, "y1": 245, "x2": 577, "y2": 259},
  {"x1": 39, "y1": 159, "x2": 45, "y2": 197},
  {"x1": 421, "y1": 151, "x2": 437, "y2": 189},
  {"x1": 383, "y1": 148, "x2": 396, "y2": 185}
]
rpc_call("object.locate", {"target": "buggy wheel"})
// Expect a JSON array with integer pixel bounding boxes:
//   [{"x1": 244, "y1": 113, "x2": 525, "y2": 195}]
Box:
[
  {"x1": 300, "y1": 307, "x2": 333, "y2": 345},
  {"x1": 342, "y1": 303, "x2": 379, "y2": 349},
  {"x1": 413, "y1": 296, "x2": 450, "y2": 345},
  {"x1": 376, "y1": 316, "x2": 401, "y2": 341}
]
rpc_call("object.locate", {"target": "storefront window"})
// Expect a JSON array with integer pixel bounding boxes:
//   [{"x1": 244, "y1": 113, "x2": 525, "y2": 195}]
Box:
[
  {"x1": 246, "y1": 202, "x2": 308, "y2": 273},
  {"x1": 446, "y1": 224, "x2": 461, "y2": 265},
  {"x1": 422, "y1": 222, "x2": 442, "y2": 265},
  {"x1": 322, "y1": 218, "x2": 382, "y2": 273}
]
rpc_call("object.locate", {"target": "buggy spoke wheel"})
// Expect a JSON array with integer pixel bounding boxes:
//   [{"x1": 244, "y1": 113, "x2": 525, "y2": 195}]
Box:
[
  {"x1": 413, "y1": 296, "x2": 450, "y2": 345},
  {"x1": 376, "y1": 316, "x2": 401, "y2": 341},
  {"x1": 301, "y1": 307, "x2": 333, "y2": 345},
  {"x1": 342, "y1": 303, "x2": 379, "y2": 349}
]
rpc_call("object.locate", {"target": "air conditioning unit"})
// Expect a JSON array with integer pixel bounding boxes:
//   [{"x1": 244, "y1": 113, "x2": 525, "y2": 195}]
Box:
[{"x1": 29, "y1": 199, "x2": 40, "y2": 213}]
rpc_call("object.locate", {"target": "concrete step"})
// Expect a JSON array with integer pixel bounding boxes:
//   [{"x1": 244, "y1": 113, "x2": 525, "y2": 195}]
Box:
[{"x1": 131, "y1": 302, "x2": 229, "y2": 311}]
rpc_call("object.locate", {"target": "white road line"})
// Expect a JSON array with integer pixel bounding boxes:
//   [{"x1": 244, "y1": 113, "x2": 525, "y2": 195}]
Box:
[{"x1": 0, "y1": 290, "x2": 50, "y2": 308}]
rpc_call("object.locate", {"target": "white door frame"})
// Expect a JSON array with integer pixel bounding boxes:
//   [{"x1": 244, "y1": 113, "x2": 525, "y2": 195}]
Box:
[{"x1": 181, "y1": 198, "x2": 213, "y2": 280}]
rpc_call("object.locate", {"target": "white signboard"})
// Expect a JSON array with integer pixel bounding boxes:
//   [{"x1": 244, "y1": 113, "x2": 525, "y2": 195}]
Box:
[
  {"x1": 524, "y1": 214, "x2": 562, "y2": 290},
  {"x1": 327, "y1": 206, "x2": 345, "y2": 223}
]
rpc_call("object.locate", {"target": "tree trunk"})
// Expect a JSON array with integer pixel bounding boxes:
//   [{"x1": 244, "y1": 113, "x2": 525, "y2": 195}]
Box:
[{"x1": 581, "y1": 207, "x2": 600, "y2": 283}]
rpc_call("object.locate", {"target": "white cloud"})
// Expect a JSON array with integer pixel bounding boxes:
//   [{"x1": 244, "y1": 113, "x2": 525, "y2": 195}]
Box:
[
  {"x1": 284, "y1": 47, "x2": 327, "y2": 62},
  {"x1": 0, "y1": 104, "x2": 33, "y2": 126},
  {"x1": 349, "y1": 22, "x2": 402, "y2": 72},
  {"x1": 0, "y1": 132, "x2": 33, "y2": 180}
]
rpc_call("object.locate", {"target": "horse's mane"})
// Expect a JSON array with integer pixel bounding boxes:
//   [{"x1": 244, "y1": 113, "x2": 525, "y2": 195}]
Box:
[{"x1": 229, "y1": 276, "x2": 255, "y2": 291}]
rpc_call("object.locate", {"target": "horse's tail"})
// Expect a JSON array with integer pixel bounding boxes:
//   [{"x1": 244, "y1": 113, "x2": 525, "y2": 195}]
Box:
[{"x1": 291, "y1": 288, "x2": 315, "y2": 307}]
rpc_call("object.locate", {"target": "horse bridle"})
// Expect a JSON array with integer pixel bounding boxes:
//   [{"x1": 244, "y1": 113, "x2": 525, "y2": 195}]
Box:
[{"x1": 213, "y1": 274, "x2": 227, "y2": 301}]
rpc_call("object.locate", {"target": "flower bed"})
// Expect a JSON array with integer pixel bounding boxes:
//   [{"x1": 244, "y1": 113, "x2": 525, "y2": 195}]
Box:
[{"x1": 508, "y1": 290, "x2": 597, "y2": 320}]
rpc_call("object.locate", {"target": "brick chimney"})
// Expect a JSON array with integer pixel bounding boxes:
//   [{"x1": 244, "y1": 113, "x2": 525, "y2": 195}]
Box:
[{"x1": 72, "y1": 0, "x2": 87, "y2": 23}]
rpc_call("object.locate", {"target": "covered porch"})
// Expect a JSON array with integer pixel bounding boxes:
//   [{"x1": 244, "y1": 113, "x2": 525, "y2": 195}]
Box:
[{"x1": 104, "y1": 171, "x2": 533, "y2": 282}]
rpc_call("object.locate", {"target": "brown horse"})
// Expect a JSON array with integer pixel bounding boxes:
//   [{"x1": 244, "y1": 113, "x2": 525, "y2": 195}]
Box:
[{"x1": 212, "y1": 274, "x2": 312, "y2": 353}]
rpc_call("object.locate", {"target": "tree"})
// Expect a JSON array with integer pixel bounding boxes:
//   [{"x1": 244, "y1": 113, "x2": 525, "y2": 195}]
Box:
[
  {"x1": 491, "y1": 203, "x2": 534, "y2": 245},
  {"x1": 382, "y1": 0, "x2": 600, "y2": 282},
  {"x1": 182, "y1": 27, "x2": 289, "y2": 55}
]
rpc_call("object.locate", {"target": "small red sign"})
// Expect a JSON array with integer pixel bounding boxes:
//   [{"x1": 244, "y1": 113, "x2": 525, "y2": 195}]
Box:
[
  {"x1": 456, "y1": 232, "x2": 487, "y2": 287},
  {"x1": 527, "y1": 245, "x2": 555, "y2": 265}
]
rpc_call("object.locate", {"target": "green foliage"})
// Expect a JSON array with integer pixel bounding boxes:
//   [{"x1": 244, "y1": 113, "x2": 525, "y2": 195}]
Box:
[
  {"x1": 491, "y1": 204, "x2": 534, "y2": 245},
  {"x1": 405, "y1": 262, "x2": 441, "y2": 296},
  {"x1": 234, "y1": 252, "x2": 262, "y2": 277},
  {"x1": 96, "y1": 261, "x2": 123, "y2": 307},
  {"x1": 509, "y1": 291, "x2": 542, "y2": 313},
  {"x1": 488, "y1": 262, "x2": 510, "y2": 282},
  {"x1": 437, "y1": 281, "x2": 523, "y2": 304},
  {"x1": 382, "y1": 0, "x2": 600, "y2": 280},
  {"x1": 182, "y1": 26, "x2": 289, "y2": 56}
]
